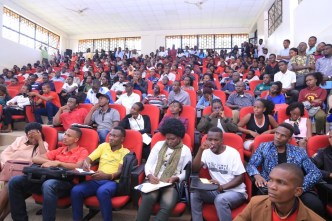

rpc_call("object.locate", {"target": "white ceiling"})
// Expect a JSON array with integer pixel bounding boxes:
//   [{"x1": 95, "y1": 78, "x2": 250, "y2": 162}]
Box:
[{"x1": 7, "y1": 0, "x2": 270, "y2": 36}]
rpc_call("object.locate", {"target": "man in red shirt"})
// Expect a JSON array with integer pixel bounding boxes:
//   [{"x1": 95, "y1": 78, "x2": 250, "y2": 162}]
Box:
[
  {"x1": 29, "y1": 83, "x2": 61, "y2": 125},
  {"x1": 53, "y1": 95, "x2": 88, "y2": 130},
  {"x1": 8, "y1": 127, "x2": 89, "y2": 221}
]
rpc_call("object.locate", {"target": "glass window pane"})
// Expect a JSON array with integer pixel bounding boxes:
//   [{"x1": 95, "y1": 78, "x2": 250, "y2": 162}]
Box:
[
  {"x1": 94, "y1": 39, "x2": 109, "y2": 52},
  {"x1": 166, "y1": 36, "x2": 181, "y2": 49},
  {"x1": 232, "y1": 34, "x2": 249, "y2": 48},
  {"x1": 48, "y1": 32, "x2": 60, "y2": 49},
  {"x1": 19, "y1": 34, "x2": 35, "y2": 49},
  {"x1": 125, "y1": 37, "x2": 141, "y2": 51},
  {"x1": 78, "y1": 40, "x2": 93, "y2": 52},
  {"x1": 2, "y1": 28, "x2": 19, "y2": 42},
  {"x1": 199, "y1": 35, "x2": 215, "y2": 50},
  {"x1": 36, "y1": 26, "x2": 48, "y2": 44},
  {"x1": 182, "y1": 35, "x2": 197, "y2": 49},
  {"x1": 20, "y1": 17, "x2": 35, "y2": 37},
  {"x1": 3, "y1": 7, "x2": 19, "y2": 31},
  {"x1": 215, "y1": 34, "x2": 232, "y2": 49}
]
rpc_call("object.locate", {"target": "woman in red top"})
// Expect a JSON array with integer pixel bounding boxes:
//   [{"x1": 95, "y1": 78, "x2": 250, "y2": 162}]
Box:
[{"x1": 298, "y1": 72, "x2": 327, "y2": 134}]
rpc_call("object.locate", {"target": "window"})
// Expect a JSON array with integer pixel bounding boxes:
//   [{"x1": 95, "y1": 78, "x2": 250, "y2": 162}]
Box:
[
  {"x1": 78, "y1": 37, "x2": 141, "y2": 53},
  {"x1": 165, "y1": 34, "x2": 248, "y2": 50},
  {"x1": 268, "y1": 0, "x2": 283, "y2": 36},
  {"x1": 2, "y1": 7, "x2": 60, "y2": 54}
]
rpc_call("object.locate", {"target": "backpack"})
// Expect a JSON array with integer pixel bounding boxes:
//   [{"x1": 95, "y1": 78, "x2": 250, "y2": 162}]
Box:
[
  {"x1": 23, "y1": 164, "x2": 73, "y2": 183},
  {"x1": 116, "y1": 152, "x2": 138, "y2": 196}
]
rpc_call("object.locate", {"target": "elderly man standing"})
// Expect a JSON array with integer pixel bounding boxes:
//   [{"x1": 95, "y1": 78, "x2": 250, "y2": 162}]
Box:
[{"x1": 226, "y1": 81, "x2": 255, "y2": 123}]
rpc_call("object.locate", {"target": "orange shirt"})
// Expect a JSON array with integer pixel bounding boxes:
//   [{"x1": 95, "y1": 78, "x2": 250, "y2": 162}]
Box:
[
  {"x1": 42, "y1": 91, "x2": 61, "y2": 108},
  {"x1": 46, "y1": 145, "x2": 88, "y2": 164},
  {"x1": 272, "y1": 208, "x2": 298, "y2": 221},
  {"x1": 60, "y1": 108, "x2": 88, "y2": 130}
]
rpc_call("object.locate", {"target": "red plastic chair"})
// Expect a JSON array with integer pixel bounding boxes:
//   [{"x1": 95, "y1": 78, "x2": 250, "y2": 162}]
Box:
[
  {"x1": 54, "y1": 81, "x2": 64, "y2": 94},
  {"x1": 249, "y1": 80, "x2": 263, "y2": 92},
  {"x1": 151, "y1": 132, "x2": 192, "y2": 152},
  {"x1": 109, "y1": 90, "x2": 117, "y2": 102},
  {"x1": 32, "y1": 128, "x2": 99, "y2": 208},
  {"x1": 141, "y1": 104, "x2": 160, "y2": 135},
  {"x1": 184, "y1": 89, "x2": 197, "y2": 109},
  {"x1": 25, "y1": 106, "x2": 36, "y2": 122},
  {"x1": 83, "y1": 130, "x2": 143, "y2": 215},
  {"x1": 239, "y1": 106, "x2": 254, "y2": 120},
  {"x1": 42, "y1": 126, "x2": 58, "y2": 151},
  {"x1": 307, "y1": 135, "x2": 329, "y2": 158},
  {"x1": 77, "y1": 103, "x2": 93, "y2": 113},
  {"x1": 199, "y1": 133, "x2": 251, "y2": 220},
  {"x1": 260, "y1": 90, "x2": 269, "y2": 99},
  {"x1": 277, "y1": 105, "x2": 309, "y2": 124},
  {"x1": 252, "y1": 134, "x2": 297, "y2": 153},
  {"x1": 109, "y1": 104, "x2": 126, "y2": 120},
  {"x1": 166, "y1": 105, "x2": 196, "y2": 147},
  {"x1": 213, "y1": 90, "x2": 227, "y2": 105},
  {"x1": 202, "y1": 106, "x2": 233, "y2": 118},
  {"x1": 7, "y1": 88, "x2": 19, "y2": 98}
]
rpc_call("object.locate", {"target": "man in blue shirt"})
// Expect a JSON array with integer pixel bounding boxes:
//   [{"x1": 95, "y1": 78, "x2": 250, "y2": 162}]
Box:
[
  {"x1": 247, "y1": 123, "x2": 325, "y2": 217},
  {"x1": 222, "y1": 72, "x2": 240, "y2": 95}
]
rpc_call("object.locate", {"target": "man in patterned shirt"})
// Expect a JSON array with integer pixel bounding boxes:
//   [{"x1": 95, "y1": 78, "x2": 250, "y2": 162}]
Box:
[{"x1": 246, "y1": 123, "x2": 324, "y2": 217}]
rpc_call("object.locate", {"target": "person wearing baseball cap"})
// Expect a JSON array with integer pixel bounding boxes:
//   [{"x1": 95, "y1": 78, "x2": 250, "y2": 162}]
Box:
[
  {"x1": 115, "y1": 82, "x2": 140, "y2": 114},
  {"x1": 84, "y1": 92, "x2": 120, "y2": 143}
]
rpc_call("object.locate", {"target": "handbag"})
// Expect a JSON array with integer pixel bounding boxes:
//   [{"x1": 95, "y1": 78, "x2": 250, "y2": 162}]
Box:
[
  {"x1": 22, "y1": 164, "x2": 73, "y2": 183},
  {"x1": 0, "y1": 160, "x2": 32, "y2": 182}
]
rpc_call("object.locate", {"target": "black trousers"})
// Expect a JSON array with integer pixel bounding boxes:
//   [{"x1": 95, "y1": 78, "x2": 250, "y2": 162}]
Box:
[{"x1": 2, "y1": 107, "x2": 24, "y2": 125}]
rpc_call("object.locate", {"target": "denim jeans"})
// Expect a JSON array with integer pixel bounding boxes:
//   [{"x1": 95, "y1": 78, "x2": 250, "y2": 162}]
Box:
[
  {"x1": 71, "y1": 180, "x2": 117, "y2": 221},
  {"x1": 8, "y1": 175, "x2": 73, "y2": 221},
  {"x1": 97, "y1": 129, "x2": 110, "y2": 143},
  {"x1": 191, "y1": 189, "x2": 246, "y2": 221},
  {"x1": 34, "y1": 101, "x2": 59, "y2": 123},
  {"x1": 137, "y1": 186, "x2": 178, "y2": 221}
]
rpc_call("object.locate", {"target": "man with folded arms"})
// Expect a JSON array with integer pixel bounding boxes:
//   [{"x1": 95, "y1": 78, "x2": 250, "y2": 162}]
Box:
[{"x1": 8, "y1": 127, "x2": 89, "y2": 221}]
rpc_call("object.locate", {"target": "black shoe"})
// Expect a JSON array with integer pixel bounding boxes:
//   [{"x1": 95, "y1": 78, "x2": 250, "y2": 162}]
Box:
[{"x1": 47, "y1": 121, "x2": 53, "y2": 125}]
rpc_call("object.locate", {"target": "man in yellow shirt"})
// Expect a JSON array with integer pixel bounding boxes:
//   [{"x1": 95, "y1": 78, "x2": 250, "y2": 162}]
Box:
[{"x1": 70, "y1": 126, "x2": 130, "y2": 221}]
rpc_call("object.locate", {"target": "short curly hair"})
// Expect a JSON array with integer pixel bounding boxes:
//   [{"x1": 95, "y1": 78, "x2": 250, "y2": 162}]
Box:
[
  {"x1": 159, "y1": 118, "x2": 186, "y2": 138},
  {"x1": 286, "y1": 102, "x2": 305, "y2": 117}
]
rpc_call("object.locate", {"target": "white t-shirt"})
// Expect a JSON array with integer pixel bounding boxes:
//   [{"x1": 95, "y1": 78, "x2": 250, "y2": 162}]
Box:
[
  {"x1": 62, "y1": 82, "x2": 78, "y2": 92},
  {"x1": 279, "y1": 48, "x2": 290, "y2": 62},
  {"x1": 274, "y1": 70, "x2": 296, "y2": 89},
  {"x1": 115, "y1": 92, "x2": 140, "y2": 114},
  {"x1": 144, "y1": 141, "x2": 192, "y2": 182},
  {"x1": 201, "y1": 146, "x2": 247, "y2": 196},
  {"x1": 257, "y1": 44, "x2": 265, "y2": 57}
]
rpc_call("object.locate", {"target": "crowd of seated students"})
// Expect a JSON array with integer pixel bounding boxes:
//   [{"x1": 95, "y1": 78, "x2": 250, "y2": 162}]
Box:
[{"x1": 0, "y1": 36, "x2": 332, "y2": 220}]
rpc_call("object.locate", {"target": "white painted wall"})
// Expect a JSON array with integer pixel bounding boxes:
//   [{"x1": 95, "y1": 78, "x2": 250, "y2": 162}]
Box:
[{"x1": 294, "y1": 0, "x2": 332, "y2": 45}]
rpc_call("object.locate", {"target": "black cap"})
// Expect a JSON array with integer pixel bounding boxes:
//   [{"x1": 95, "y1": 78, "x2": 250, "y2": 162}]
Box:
[{"x1": 96, "y1": 93, "x2": 110, "y2": 100}]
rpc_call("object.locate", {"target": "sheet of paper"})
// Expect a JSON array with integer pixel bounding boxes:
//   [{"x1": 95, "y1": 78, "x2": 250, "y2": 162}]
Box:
[
  {"x1": 142, "y1": 133, "x2": 152, "y2": 145},
  {"x1": 134, "y1": 181, "x2": 172, "y2": 193},
  {"x1": 200, "y1": 178, "x2": 211, "y2": 184},
  {"x1": 75, "y1": 168, "x2": 95, "y2": 174}
]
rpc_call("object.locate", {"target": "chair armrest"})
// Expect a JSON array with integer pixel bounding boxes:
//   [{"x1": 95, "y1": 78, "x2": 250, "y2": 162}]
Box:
[{"x1": 131, "y1": 164, "x2": 145, "y2": 207}]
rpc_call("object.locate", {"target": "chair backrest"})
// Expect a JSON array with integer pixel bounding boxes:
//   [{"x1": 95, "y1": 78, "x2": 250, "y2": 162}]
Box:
[
  {"x1": 201, "y1": 133, "x2": 244, "y2": 162},
  {"x1": 166, "y1": 105, "x2": 196, "y2": 147},
  {"x1": 141, "y1": 104, "x2": 160, "y2": 134},
  {"x1": 7, "y1": 88, "x2": 19, "y2": 98},
  {"x1": 184, "y1": 89, "x2": 197, "y2": 108},
  {"x1": 151, "y1": 132, "x2": 192, "y2": 152},
  {"x1": 307, "y1": 135, "x2": 329, "y2": 157},
  {"x1": 54, "y1": 81, "x2": 64, "y2": 94},
  {"x1": 277, "y1": 105, "x2": 309, "y2": 124},
  {"x1": 77, "y1": 103, "x2": 93, "y2": 113},
  {"x1": 109, "y1": 104, "x2": 126, "y2": 120},
  {"x1": 42, "y1": 126, "x2": 58, "y2": 151},
  {"x1": 202, "y1": 105, "x2": 233, "y2": 118},
  {"x1": 109, "y1": 90, "x2": 117, "y2": 102},
  {"x1": 212, "y1": 90, "x2": 227, "y2": 105},
  {"x1": 252, "y1": 134, "x2": 297, "y2": 153},
  {"x1": 239, "y1": 106, "x2": 254, "y2": 120},
  {"x1": 77, "y1": 128, "x2": 99, "y2": 154},
  {"x1": 249, "y1": 80, "x2": 263, "y2": 92},
  {"x1": 260, "y1": 90, "x2": 269, "y2": 98},
  {"x1": 106, "y1": 130, "x2": 143, "y2": 165}
]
